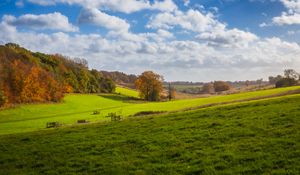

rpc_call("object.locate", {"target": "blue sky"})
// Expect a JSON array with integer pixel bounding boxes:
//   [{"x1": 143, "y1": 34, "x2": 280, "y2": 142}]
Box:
[{"x1": 0, "y1": 0, "x2": 299, "y2": 81}]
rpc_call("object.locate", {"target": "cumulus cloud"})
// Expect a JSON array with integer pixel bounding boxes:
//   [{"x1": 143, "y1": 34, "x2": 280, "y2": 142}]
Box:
[
  {"x1": 148, "y1": 9, "x2": 258, "y2": 48},
  {"x1": 147, "y1": 9, "x2": 221, "y2": 32},
  {"x1": 1, "y1": 16, "x2": 299, "y2": 81},
  {"x1": 2, "y1": 12, "x2": 78, "y2": 32},
  {"x1": 1, "y1": 2, "x2": 300, "y2": 81},
  {"x1": 196, "y1": 28, "x2": 258, "y2": 48},
  {"x1": 27, "y1": 0, "x2": 177, "y2": 13},
  {"x1": 78, "y1": 8, "x2": 130, "y2": 32},
  {"x1": 272, "y1": 0, "x2": 300, "y2": 26},
  {"x1": 272, "y1": 12, "x2": 300, "y2": 25}
]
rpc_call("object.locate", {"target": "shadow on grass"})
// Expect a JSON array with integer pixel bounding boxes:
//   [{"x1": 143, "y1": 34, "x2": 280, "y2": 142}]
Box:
[{"x1": 98, "y1": 93, "x2": 143, "y2": 103}]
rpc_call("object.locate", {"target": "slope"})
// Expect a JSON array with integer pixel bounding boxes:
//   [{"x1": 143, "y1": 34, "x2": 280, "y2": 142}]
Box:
[{"x1": 0, "y1": 94, "x2": 299, "y2": 174}]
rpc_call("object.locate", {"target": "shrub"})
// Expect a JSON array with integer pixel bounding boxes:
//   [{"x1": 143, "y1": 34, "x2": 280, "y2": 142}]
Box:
[
  {"x1": 133, "y1": 111, "x2": 166, "y2": 117},
  {"x1": 46, "y1": 122, "x2": 61, "y2": 128},
  {"x1": 275, "y1": 78, "x2": 298, "y2": 88},
  {"x1": 77, "y1": 120, "x2": 89, "y2": 124},
  {"x1": 92, "y1": 110, "x2": 100, "y2": 115},
  {"x1": 106, "y1": 112, "x2": 122, "y2": 121},
  {"x1": 213, "y1": 81, "x2": 231, "y2": 92}
]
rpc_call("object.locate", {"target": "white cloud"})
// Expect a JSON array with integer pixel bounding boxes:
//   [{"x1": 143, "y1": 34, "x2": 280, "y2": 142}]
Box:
[
  {"x1": 196, "y1": 28, "x2": 258, "y2": 48},
  {"x1": 271, "y1": 0, "x2": 300, "y2": 26},
  {"x1": 15, "y1": 0, "x2": 24, "y2": 7},
  {"x1": 1, "y1": 18, "x2": 299, "y2": 81},
  {"x1": 27, "y1": 0, "x2": 177, "y2": 13},
  {"x1": 2, "y1": 12, "x2": 78, "y2": 32},
  {"x1": 280, "y1": 0, "x2": 300, "y2": 13},
  {"x1": 272, "y1": 12, "x2": 300, "y2": 25},
  {"x1": 1, "y1": 2, "x2": 300, "y2": 81},
  {"x1": 183, "y1": 0, "x2": 190, "y2": 6},
  {"x1": 78, "y1": 8, "x2": 130, "y2": 32},
  {"x1": 27, "y1": 0, "x2": 56, "y2": 6},
  {"x1": 147, "y1": 9, "x2": 222, "y2": 32},
  {"x1": 259, "y1": 22, "x2": 268, "y2": 27},
  {"x1": 148, "y1": 9, "x2": 258, "y2": 48}
]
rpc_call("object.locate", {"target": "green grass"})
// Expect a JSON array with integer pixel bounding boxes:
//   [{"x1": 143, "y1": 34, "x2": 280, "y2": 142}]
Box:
[
  {"x1": 0, "y1": 94, "x2": 299, "y2": 174},
  {"x1": 0, "y1": 86, "x2": 299, "y2": 135},
  {"x1": 115, "y1": 86, "x2": 139, "y2": 98}
]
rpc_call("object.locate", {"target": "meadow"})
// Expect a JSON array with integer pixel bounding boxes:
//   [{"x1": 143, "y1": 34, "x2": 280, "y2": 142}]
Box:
[
  {"x1": 0, "y1": 94, "x2": 299, "y2": 174},
  {"x1": 0, "y1": 86, "x2": 299, "y2": 135}
]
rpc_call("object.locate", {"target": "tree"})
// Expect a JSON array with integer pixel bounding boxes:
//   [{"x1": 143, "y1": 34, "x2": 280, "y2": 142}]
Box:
[
  {"x1": 168, "y1": 83, "x2": 176, "y2": 100},
  {"x1": 284, "y1": 69, "x2": 299, "y2": 80},
  {"x1": 202, "y1": 83, "x2": 215, "y2": 94},
  {"x1": 276, "y1": 78, "x2": 298, "y2": 88},
  {"x1": 135, "y1": 71, "x2": 163, "y2": 101},
  {"x1": 213, "y1": 81, "x2": 231, "y2": 92},
  {"x1": 269, "y1": 75, "x2": 283, "y2": 84}
]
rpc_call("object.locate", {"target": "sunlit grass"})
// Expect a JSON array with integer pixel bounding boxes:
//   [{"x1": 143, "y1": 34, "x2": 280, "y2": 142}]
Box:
[{"x1": 0, "y1": 86, "x2": 299, "y2": 135}]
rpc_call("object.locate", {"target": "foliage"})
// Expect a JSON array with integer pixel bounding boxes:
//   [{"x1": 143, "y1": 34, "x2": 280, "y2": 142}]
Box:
[
  {"x1": 269, "y1": 69, "x2": 299, "y2": 88},
  {"x1": 202, "y1": 83, "x2": 215, "y2": 94},
  {"x1": 268, "y1": 75, "x2": 283, "y2": 84},
  {"x1": 284, "y1": 69, "x2": 299, "y2": 80},
  {"x1": 213, "y1": 81, "x2": 231, "y2": 92},
  {"x1": 0, "y1": 95, "x2": 300, "y2": 174},
  {"x1": 0, "y1": 90, "x2": 6, "y2": 107},
  {"x1": 135, "y1": 71, "x2": 164, "y2": 101},
  {"x1": 101, "y1": 71, "x2": 137, "y2": 87},
  {"x1": 0, "y1": 43, "x2": 115, "y2": 106},
  {"x1": 275, "y1": 78, "x2": 298, "y2": 88},
  {"x1": 106, "y1": 112, "x2": 122, "y2": 121},
  {"x1": 167, "y1": 83, "x2": 176, "y2": 100}
]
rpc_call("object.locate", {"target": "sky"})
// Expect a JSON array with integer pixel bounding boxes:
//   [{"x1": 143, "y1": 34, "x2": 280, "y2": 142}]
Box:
[{"x1": 0, "y1": 0, "x2": 300, "y2": 82}]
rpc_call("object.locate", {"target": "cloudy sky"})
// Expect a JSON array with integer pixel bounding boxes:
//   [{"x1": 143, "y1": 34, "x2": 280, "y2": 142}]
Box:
[{"x1": 0, "y1": 0, "x2": 300, "y2": 82}]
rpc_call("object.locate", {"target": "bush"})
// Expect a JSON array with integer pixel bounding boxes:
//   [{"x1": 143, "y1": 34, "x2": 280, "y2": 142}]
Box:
[
  {"x1": 214, "y1": 81, "x2": 231, "y2": 92},
  {"x1": 133, "y1": 111, "x2": 166, "y2": 117},
  {"x1": 92, "y1": 110, "x2": 100, "y2": 115},
  {"x1": 275, "y1": 78, "x2": 298, "y2": 88},
  {"x1": 46, "y1": 122, "x2": 61, "y2": 128},
  {"x1": 77, "y1": 120, "x2": 89, "y2": 124},
  {"x1": 106, "y1": 112, "x2": 122, "y2": 121}
]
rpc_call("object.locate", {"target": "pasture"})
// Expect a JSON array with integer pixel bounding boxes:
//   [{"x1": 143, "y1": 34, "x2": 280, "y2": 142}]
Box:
[
  {"x1": 0, "y1": 86, "x2": 299, "y2": 135},
  {"x1": 0, "y1": 94, "x2": 299, "y2": 174}
]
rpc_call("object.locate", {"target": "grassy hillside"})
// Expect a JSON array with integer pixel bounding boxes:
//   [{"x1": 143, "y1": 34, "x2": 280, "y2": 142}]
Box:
[
  {"x1": 0, "y1": 94, "x2": 299, "y2": 174},
  {"x1": 115, "y1": 86, "x2": 139, "y2": 98},
  {"x1": 0, "y1": 86, "x2": 300, "y2": 135}
]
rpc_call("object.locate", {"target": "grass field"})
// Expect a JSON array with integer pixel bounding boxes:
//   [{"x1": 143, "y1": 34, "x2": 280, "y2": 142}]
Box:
[
  {"x1": 115, "y1": 86, "x2": 139, "y2": 98},
  {"x1": 0, "y1": 94, "x2": 299, "y2": 174},
  {"x1": 0, "y1": 86, "x2": 299, "y2": 135}
]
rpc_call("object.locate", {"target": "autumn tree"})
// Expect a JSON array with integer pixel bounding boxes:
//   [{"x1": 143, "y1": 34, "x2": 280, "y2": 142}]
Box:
[
  {"x1": 135, "y1": 71, "x2": 163, "y2": 101},
  {"x1": 213, "y1": 81, "x2": 231, "y2": 92},
  {"x1": 202, "y1": 83, "x2": 215, "y2": 94},
  {"x1": 168, "y1": 83, "x2": 176, "y2": 100}
]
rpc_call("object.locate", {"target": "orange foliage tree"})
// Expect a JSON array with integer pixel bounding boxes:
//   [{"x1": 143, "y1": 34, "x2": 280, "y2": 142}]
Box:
[{"x1": 135, "y1": 71, "x2": 163, "y2": 101}]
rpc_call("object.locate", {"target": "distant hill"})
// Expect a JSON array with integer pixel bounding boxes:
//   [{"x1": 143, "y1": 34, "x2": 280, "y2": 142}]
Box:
[
  {"x1": 101, "y1": 71, "x2": 137, "y2": 88},
  {"x1": 0, "y1": 43, "x2": 115, "y2": 107}
]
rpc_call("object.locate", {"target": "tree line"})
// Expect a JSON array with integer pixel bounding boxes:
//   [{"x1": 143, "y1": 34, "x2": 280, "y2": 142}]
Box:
[
  {"x1": 269, "y1": 69, "x2": 300, "y2": 88},
  {"x1": 0, "y1": 43, "x2": 115, "y2": 107}
]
